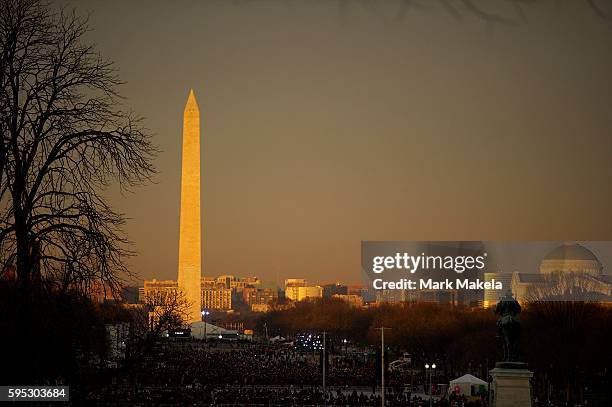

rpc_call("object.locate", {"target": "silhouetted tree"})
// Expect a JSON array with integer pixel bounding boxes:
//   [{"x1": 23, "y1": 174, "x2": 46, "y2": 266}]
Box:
[
  {"x1": 0, "y1": 282, "x2": 107, "y2": 385},
  {"x1": 522, "y1": 301, "x2": 612, "y2": 404},
  {"x1": 127, "y1": 288, "x2": 190, "y2": 365},
  {"x1": 0, "y1": 0, "x2": 156, "y2": 296}
]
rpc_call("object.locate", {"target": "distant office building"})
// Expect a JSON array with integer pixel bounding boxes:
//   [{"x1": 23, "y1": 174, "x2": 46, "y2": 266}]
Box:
[
  {"x1": 201, "y1": 284, "x2": 232, "y2": 310},
  {"x1": 215, "y1": 274, "x2": 260, "y2": 291},
  {"x1": 239, "y1": 276, "x2": 260, "y2": 287},
  {"x1": 375, "y1": 289, "x2": 407, "y2": 304},
  {"x1": 285, "y1": 286, "x2": 323, "y2": 301},
  {"x1": 332, "y1": 294, "x2": 363, "y2": 307},
  {"x1": 142, "y1": 280, "x2": 180, "y2": 327},
  {"x1": 242, "y1": 287, "x2": 278, "y2": 308},
  {"x1": 285, "y1": 278, "x2": 307, "y2": 287},
  {"x1": 483, "y1": 272, "x2": 513, "y2": 308},
  {"x1": 201, "y1": 276, "x2": 215, "y2": 284},
  {"x1": 143, "y1": 276, "x2": 260, "y2": 311},
  {"x1": 322, "y1": 283, "x2": 348, "y2": 298},
  {"x1": 347, "y1": 284, "x2": 366, "y2": 296},
  {"x1": 230, "y1": 277, "x2": 260, "y2": 291},
  {"x1": 216, "y1": 275, "x2": 235, "y2": 289},
  {"x1": 285, "y1": 279, "x2": 323, "y2": 302},
  {"x1": 143, "y1": 279, "x2": 178, "y2": 303},
  {"x1": 375, "y1": 288, "x2": 464, "y2": 305}
]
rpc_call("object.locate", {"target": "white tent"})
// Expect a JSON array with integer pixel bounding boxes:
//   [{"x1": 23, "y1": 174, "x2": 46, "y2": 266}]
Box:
[
  {"x1": 189, "y1": 321, "x2": 237, "y2": 340},
  {"x1": 449, "y1": 374, "x2": 487, "y2": 396}
]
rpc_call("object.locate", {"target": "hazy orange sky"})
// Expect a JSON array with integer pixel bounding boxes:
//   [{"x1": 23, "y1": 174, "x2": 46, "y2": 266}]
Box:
[{"x1": 62, "y1": 1, "x2": 612, "y2": 286}]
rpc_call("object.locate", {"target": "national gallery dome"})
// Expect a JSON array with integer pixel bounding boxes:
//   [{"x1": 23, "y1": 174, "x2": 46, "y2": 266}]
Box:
[{"x1": 539, "y1": 243, "x2": 602, "y2": 277}]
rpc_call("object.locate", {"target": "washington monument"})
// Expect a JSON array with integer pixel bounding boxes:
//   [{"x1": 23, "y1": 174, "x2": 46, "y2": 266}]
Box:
[{"x1": 178, "y1": 89, "x2": 202, "y2": 322}]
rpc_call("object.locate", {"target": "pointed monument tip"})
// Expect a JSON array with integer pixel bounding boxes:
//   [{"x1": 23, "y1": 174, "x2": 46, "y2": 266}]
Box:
[
  {"x1": 187, "y1": 88, "x2": 196, "y2": 101},
  {"x1": 185, "y1": 88, "x2": 199, "y2": 111}
]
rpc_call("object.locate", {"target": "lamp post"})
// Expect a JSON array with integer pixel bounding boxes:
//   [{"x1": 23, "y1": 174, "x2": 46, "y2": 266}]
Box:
[
  {"x1": 201, "y1": 310, "x2": 210, "y2": 342},
  {"x1": 376, "y1": 327, "x2": 391, "y2": 406},
  {"x1": 425, "y1": 363, "x2": 436, "y2": 407},
  {"x1": 322, "y1": 331, "x2": 327, "y2": 403}
]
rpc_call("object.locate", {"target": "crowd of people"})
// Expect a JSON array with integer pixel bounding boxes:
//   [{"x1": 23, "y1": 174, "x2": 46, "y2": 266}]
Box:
[
  {"x1": 88, "y1": 385, "x2": 486, "y2": 406},
  {"x1": 135, "y1": 343, "x2": 379, "y2": 387},
  {"x1": 82, "y1": 341, "x2": 490, "y2": 406}
]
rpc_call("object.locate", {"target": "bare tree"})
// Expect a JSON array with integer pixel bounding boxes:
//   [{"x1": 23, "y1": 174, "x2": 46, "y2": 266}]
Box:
[
  {"x1": 525, "y1": 272, "x2": 612, "y2": 302},
  {"x1": 141, "y1": 288, "x2": 191, "y2": 335},
  {"x1": 127, "y1": 289, "x2": 190, "y2": 366},
  {"x1": 0, "y1": 0, "x2": 156, "y2": 296}
]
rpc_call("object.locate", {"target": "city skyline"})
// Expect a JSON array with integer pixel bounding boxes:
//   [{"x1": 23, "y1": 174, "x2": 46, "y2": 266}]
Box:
[
  {"x1": 138, "y1": 239, "x2": 612, "y2": 324},
  {"x1": 144, "y1": 239, "x2": 612, "y2": 289}
]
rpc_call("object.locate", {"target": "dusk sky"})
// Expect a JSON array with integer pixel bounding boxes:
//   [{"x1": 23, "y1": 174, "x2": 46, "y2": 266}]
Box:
[{"x1": 62, "y1": 1, "x2": 612, "y2": 286}]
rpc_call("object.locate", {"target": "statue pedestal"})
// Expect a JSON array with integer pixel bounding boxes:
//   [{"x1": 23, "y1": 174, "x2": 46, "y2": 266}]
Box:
[{"x1": 490, "y1": 363, "x2": 533, "y2": 407}]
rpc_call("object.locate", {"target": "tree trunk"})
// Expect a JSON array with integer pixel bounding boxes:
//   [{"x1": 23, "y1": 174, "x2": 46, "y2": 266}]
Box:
[{"x1": 14, "y1": 204, "x2": 31, "y2": 293}]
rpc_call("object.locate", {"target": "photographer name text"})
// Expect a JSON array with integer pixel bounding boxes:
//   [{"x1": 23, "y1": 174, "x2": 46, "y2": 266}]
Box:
[{"x1": 372, "y1": 278, "x2": 502, "y2": 290}]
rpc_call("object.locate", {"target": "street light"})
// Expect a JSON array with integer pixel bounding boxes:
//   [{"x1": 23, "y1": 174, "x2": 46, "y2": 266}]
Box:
[
  {"x1": 201, "y1": 310, "x2": 210, "y2": 342},
  {"x1": 322, "y1": 331, "x2": 327, "y2": 403},
  {"x1": 425, "y1": 363, "x2": 436, "y2": 407},
  {"x1": 376, "y1": 327, "x2": 391, "y2": 407}
]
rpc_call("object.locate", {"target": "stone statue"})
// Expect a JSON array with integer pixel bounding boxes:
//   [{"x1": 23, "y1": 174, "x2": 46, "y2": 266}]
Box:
[
  {"x1": 490, "y1": 292, "x2": 532, "y2": 407},
  {"x1": 494, "y1": 291, "x2": 521, "y2": 362}
]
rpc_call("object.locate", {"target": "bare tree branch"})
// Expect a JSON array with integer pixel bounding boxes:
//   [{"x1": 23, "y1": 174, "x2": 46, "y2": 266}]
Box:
[{"x1": 0, "y1": 0, "x2": 157, "y2": 298}]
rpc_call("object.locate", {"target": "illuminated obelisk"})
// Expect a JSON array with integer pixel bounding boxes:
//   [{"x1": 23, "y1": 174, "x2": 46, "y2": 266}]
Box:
[{"x1": 178, "y1": 89, "x2": 202, "y2": 323}]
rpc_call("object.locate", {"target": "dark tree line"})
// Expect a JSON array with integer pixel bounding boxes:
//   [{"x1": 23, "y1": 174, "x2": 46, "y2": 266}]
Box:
[
  {"x1": 0, "y1": 0, "x2": 156, "y2": 385},
  {"x1": 261, "y1": 298, "x2": 612, "y2": 405}
]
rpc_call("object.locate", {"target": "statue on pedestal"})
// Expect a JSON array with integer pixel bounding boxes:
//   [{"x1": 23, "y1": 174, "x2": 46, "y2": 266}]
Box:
[
  {"x1": 494, "y1": 291, "x2": 521, "y2": 363},
  {"x1": 490, "y1": 292, "x2": 532, "y2": 407}
]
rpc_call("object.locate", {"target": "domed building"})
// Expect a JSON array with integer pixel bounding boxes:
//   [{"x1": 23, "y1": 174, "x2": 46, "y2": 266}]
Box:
[
  {"x1": 539, "y1": 243, "x2": 602, "y2": 277},
  {"x1": 512, "y1": 243, "x2": 612, "y2": 303}
]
